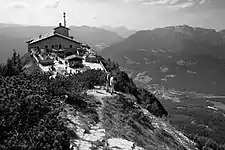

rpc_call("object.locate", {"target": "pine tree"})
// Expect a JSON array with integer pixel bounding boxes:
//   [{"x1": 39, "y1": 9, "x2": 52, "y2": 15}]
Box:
[{"x1": 0, "y1": 49, "x2": 22, "y2": 76}]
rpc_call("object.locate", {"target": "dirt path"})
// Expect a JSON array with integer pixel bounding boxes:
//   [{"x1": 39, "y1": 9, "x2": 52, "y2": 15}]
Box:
[
  {"x1": 67, "y1": 89, "x2": 144, "y2": 150},
  {"x1": 86, "y1": 89, "x2": 117, "y2": 128}
]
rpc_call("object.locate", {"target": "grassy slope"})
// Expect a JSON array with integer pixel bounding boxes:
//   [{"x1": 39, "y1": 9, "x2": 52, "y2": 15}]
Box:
[{"x1": 101, "y1": 92, "x2": 197, "y2": 150}]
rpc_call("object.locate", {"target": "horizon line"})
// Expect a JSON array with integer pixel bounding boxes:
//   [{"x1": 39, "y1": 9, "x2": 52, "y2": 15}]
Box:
[{"x1": 0, "y1": 22, "x2": 223, "y2": 32}]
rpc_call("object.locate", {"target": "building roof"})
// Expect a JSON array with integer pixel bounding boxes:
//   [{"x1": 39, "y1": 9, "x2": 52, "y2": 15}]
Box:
[
  {"x1": 54, "y1": 25, "x2": 70, "y2": 30},
  {"x1": 65, "y1": 54, "x2": 84, "y2": 60},
  {"x1": 26, "y1": 32, "x2": 81, "y2": 45},
  {"x1": 26, "y1": 32, "x2": 54, "y2": 44}
]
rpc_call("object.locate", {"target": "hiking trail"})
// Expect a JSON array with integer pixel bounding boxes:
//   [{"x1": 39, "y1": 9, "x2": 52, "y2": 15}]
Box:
[{"x1": 66, "y1": 89, "x2": 144, "y2": 150}]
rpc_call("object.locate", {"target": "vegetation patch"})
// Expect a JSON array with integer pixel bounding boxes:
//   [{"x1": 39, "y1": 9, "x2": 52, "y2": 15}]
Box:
[
  {"x1": 102, "y1": 94, "x2": 157, "y2": 149},
  {"x1": 0, "y1": 74, "x2": 70, "y2": 149}
]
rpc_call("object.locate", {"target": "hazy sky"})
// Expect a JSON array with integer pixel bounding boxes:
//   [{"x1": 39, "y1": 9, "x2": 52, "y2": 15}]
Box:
[{"x1": 0, "y1": 0, "x2": 225, "y2": 30}]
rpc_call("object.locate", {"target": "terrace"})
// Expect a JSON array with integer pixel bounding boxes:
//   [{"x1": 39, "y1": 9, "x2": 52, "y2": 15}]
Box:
[{"x1": 30, "y1": 47, "x2": 104, "y2": 78}]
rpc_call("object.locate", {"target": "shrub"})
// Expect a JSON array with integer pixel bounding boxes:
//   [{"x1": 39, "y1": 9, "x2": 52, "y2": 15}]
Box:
[
  {"x1": 0, "y1": 74, "x2": 70, "y2": 149},
  {"x1": 0, "y1": 49, "x2": 22, "y2": 76},
  {"x1": 134, "y1": 88, "x2": 168, "y2": 118},
  {"x1": 113, "y1": 70, "x2": 137, "y2": 94}
]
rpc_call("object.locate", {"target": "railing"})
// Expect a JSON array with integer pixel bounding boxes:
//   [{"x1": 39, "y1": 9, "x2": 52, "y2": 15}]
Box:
[
  {"x1": 99, "y1": 60, "x2": 108, "y2": 73},
  {"x1": 32, "y1": 53, "x2": 39, "y2": 63}
]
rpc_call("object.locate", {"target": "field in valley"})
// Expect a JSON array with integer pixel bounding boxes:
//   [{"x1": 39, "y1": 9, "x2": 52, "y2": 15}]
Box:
[{"x1": 145, "y1": 84, "x2": 225, "y2": 144}]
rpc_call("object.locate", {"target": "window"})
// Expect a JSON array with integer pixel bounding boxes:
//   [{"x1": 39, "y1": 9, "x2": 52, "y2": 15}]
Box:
[
  {"x1": 45, "y1": 45, "x2": 48, "y2": 49},
  {"x1": 59, "y1": 44, "x2": 62, "y2": 49},
  {"x1": 70, "y1": 45, "x2": 72, "y2": 48},
  {"x1": 55, "y1": 44, "x2": 58, "y2": 48},
  {"x1": 52, "y1": 45, "x2": 54, "y2": 48}
]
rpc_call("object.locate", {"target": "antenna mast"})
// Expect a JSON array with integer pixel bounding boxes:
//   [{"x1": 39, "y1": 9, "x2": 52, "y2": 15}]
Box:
[{"x1": 63, "y1": 12, "x2": 66, "y2": 27}]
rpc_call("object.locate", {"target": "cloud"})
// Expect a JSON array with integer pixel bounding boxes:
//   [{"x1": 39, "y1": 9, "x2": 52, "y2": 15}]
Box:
[
  {"x1": 124, "y1": 0, "x2": 210, "y2": 8},
  {"x1": 8, "y1": 2, "x2": 29, "y2": 9},
  {"x1": 199, "y1": 0, "x2": 206, "y2": 5},
  {"x1": 124, "y1": 0, "x2": 133, "y2": 2},
  {"x1": 43, "y1": 0, "x2": 61, "y2": 9},
  {"x1": 72, "y1": 0, "x2": 116, "y2": 3}
]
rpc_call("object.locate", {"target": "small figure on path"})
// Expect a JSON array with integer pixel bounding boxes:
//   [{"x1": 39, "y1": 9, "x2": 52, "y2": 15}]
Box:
[
  {"x1": 109, "y1": 76, "x2": 116, "y2": 95},
  {"x1": 106, "y1": 72, "x2": 111, "y2": 92}
]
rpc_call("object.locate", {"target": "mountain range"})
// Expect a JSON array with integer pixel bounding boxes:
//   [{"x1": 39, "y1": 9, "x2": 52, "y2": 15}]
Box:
[
  {"x1": 0, "y1": 24, "x2": 124, "y2": 61},
  {"x1": 1, "y1": 23, "x2": 225, "y2": 147},
  {"x1": 1, "y1": 23, "x2": 224, "y2": 95},
  {"x1": 101, "y1": 25, "x2": 136, "y2": 38},
  {"x1": 101, "y1": 25, "x2": 225, "y2": 96}
]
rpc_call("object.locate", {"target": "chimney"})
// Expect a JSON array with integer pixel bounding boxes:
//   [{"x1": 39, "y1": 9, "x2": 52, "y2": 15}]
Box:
[{"x1": 59, "y1": 23, "x2": 62, "y2": 26}]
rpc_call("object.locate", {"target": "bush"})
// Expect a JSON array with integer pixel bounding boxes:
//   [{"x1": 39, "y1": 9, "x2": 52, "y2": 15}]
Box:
[
  {"x1": 113, "y1": 70, "x2": 137, "y2": 94},
  {"x1": 134, "y1": 88, "x2": 168, "y2": 118},
  {"x1": 30, "y1": 69, "x2": 106, "y2": 96},
  {"x1": 0, "y1": 49, "x2": 22, "y2": 76},
  {"x1": 0, "y1": 74, "x2": 70, "y2": 149}
]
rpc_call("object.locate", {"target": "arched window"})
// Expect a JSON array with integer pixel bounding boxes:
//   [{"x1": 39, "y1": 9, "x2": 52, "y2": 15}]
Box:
[
  {"x1": 45, "y1": 45, "x2": 48, "y2": 49},
  {"x1": 52, "y1": 45, "x2": 54, "y2": 48},
  {"x1": 70, "y1": 45, "x2": 72, "y2": 48},
  {"x1": 59, "y1": 44, "x2": 62, "y2": 49}
]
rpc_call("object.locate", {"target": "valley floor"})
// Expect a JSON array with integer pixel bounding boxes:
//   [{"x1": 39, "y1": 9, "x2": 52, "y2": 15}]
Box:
[{"x1": 145, "y1": 84, "x2": 225, "y2": 145}]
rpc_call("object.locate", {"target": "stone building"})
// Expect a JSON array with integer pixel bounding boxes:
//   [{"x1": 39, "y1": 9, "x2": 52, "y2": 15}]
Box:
[{"x1": 26, "y1": 12, "x2": 82, "y2": 55}]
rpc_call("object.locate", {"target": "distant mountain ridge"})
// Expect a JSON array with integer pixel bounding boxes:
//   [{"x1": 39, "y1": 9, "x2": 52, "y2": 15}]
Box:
[
  {"x1": 101, "y1": 25, "x2": 136, "y2": 38},
  {"x1": 0, "y1": 24, "x2": 124, "y2": 61},
  {"x1": 101, "y1": 25, "x2": 225, "y2": 95},
  {"x1": 69, "y1": 25, "x2": 124, "y2": 46}
]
